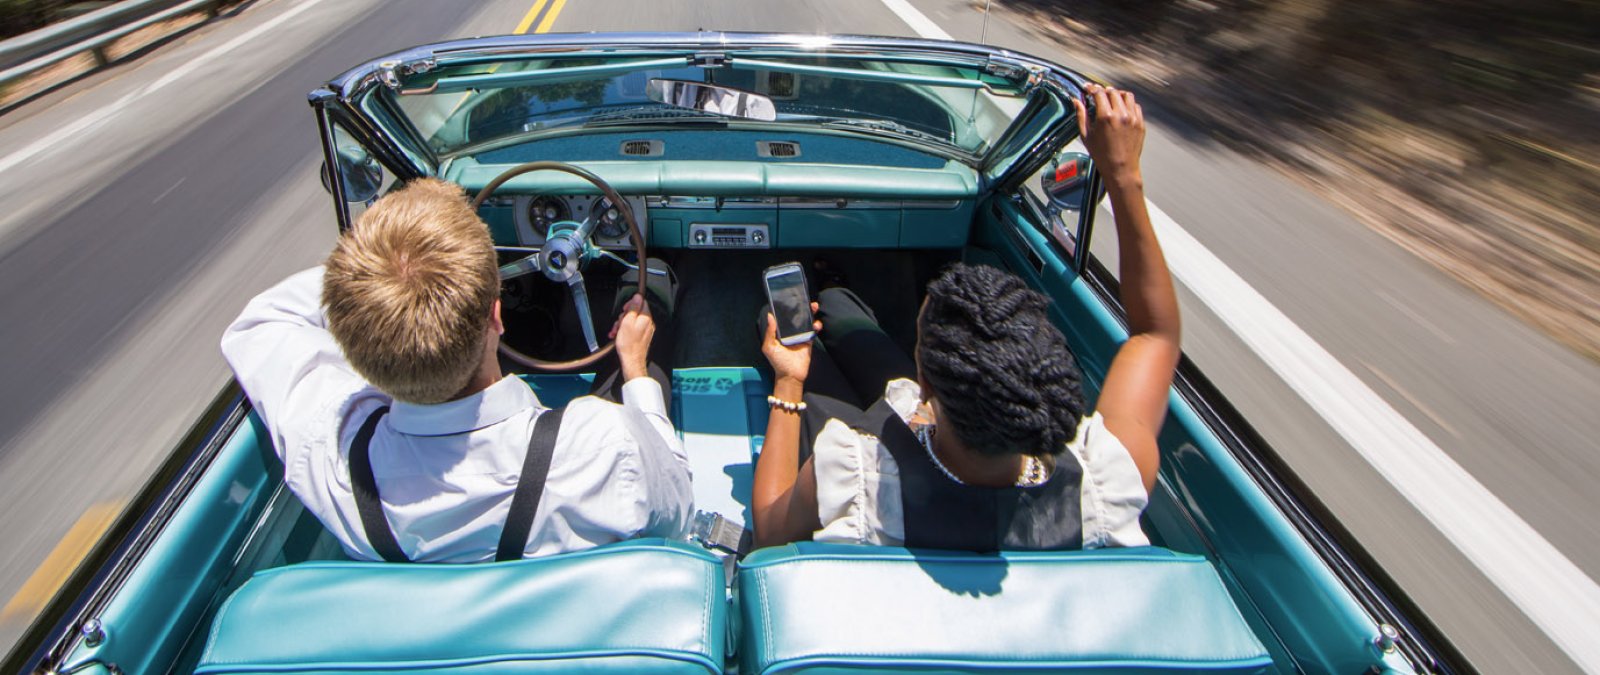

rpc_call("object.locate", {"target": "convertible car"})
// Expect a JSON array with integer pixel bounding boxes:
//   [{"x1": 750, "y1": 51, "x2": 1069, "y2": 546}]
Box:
[{"x1": 7, "y1": 33, "x2": 1459, "y2": 674}]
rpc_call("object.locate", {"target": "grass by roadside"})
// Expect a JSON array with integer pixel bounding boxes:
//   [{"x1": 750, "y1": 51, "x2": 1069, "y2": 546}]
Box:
[{"x1": 1003, "y1": 0, "x2": 1599, "y2": 361}]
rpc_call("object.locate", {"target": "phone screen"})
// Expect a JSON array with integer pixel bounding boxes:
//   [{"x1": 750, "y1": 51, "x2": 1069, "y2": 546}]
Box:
[{"x1": 766, "y1": 266, "x2": 814, "y2": 341}]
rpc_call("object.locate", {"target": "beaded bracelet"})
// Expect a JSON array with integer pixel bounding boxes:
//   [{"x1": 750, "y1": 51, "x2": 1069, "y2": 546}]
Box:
[{"x1": 766, "y1": 395, "x2": 807, "y2": 413}]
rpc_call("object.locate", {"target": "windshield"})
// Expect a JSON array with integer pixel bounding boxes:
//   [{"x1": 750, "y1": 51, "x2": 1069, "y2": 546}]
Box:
[{"x1": 371, "y1": 51, "x2": 1032, "y2": 162}]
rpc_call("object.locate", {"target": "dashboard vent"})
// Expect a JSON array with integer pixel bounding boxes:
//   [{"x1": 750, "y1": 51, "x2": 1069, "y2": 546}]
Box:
[
  {"x1": 756, "y1": 141, "x2": 801, "y2": 158},
  {"x1": 620, "y1": 139, "x2": 663, "y2": 157}
]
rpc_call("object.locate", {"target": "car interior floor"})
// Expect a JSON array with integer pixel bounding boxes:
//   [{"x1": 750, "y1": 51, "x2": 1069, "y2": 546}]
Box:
[
  {"x1": 661, "y1": 249, "x2": 958, "y2": 370},
  {"x1": 498, "y1": 249, "x2": 961, "y2": 375}
]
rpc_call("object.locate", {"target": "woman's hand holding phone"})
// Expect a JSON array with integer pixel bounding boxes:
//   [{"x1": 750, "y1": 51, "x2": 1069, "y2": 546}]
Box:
[{"x1": 762, "y1": 303, "x2": 821, "y2": 388}]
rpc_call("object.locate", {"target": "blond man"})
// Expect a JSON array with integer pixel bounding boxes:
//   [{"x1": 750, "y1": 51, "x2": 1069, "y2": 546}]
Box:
[{"x1": 222, "y1": 178, "x2": 691, "y2": 562}]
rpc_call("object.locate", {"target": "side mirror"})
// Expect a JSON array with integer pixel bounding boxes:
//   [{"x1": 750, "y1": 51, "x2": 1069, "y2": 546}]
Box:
[
  {"x1": 646, "y1": 78, "x2": 777, "y2": 121},
  {"x1": 320, "y1": 146, "x2": 384, "y2": 204},
  {"x1": 1039, "y1": 152, "x2": 1092, "y2": 210}
]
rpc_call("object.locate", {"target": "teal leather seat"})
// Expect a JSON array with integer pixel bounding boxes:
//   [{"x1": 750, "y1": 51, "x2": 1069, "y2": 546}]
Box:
[
  {"x1": 737, "y1": 543, "x2": 1272, "y2": 674},
  {"x1": 524, "y1": 368, "x2": 767, "y2": 527},
  {"x1": 197, "y1": 539, "x2": 726, "y2": 674}
]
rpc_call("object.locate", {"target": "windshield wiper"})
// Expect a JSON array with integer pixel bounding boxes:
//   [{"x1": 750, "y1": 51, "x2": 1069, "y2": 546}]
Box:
[
  {"x1": 586, "y1": 106, "x2": 729, "y2": 126},
  {"x1": 819, "y1": 118, "x2": 948, "y2": 144}
]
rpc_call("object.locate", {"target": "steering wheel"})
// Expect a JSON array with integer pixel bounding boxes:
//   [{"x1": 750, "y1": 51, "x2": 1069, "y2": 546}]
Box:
[{"x1": 471, "y1": 161, "x2": 646, "y2": 372}]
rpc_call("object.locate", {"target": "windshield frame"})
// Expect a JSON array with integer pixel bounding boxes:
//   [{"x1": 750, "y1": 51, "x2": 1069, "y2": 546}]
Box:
[
  {"x1": 377, "y1": 53, "x2": 1015, "y2": 164},
  {"x1": 320, "y1": 33, "x2": 1094, "y2": 180}
]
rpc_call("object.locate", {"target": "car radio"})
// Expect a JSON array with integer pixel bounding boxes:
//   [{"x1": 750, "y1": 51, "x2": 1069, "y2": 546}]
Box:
[{"x1": 688, "y1": 223, "x2": 770, "y2": 249}]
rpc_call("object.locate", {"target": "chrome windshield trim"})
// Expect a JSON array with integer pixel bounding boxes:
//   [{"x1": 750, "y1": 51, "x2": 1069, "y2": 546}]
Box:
[
  {"x1": 324, "y1": 33, "x2": 1085, "y2": 171},
  {"x1": 327, "y1": 32, "x2": 1090, "y2": 108}
]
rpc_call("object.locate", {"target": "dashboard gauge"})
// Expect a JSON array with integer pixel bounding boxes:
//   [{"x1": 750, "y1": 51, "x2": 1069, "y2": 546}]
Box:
[
  {"x1": 527, "y1": 196, "x2": 568, "y2": 236},
  {"x1": 592, "y1": 196, "x2": 629, "y2": 239}
]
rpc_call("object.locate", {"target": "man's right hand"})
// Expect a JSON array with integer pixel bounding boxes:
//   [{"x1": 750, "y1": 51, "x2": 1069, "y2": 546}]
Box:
[
  {"x1": 1072, "y1": 84, "x2": 1145, "y2": 191},
  {"x1": 611, "y1": 294, "x2": 654, "y2": 381}
]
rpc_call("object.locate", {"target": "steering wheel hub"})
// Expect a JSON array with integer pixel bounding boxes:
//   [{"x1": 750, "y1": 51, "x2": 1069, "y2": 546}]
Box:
[{"x1": 539, "y1": 237, "x2": 583, "y2": 282}]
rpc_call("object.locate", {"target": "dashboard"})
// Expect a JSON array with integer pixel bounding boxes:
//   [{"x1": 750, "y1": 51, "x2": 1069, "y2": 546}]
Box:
[
  {"x1": 477, "y1": 193, "x2": 975, "y2": 250},
  {"x1": 487, "y1": 194, "x2": 650, "y2": 249}
]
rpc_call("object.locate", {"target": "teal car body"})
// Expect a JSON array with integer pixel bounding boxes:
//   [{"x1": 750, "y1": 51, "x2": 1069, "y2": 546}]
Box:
[{"x1": 7, "y1": 33, "x2": 1456, "y2": 675}]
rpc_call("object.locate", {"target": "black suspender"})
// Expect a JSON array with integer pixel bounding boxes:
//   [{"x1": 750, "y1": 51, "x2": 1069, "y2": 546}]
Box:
[
  {"x1": 496, "y1": 406, "x2": 565, "y2": 561},
  {"x1": 348, "y1": 405, "x2": 566, "y2": 563},
  {"x1": 349, "y1": 406, "x2": 408, "y2": 563}
]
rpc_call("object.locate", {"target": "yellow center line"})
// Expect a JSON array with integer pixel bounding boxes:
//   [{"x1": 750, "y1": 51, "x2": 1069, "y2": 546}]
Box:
[
  {"x1": 533, "y1": 0, "x2": 568, "y2": 33},
  {"x1": 1, "y1": 501, "x2": 124, "y2": 625},
  {"x1": 513, "y1": 0, "x2": 550, "y2": 34}
]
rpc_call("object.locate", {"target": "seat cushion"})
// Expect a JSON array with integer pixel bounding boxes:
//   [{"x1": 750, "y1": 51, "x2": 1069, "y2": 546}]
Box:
[
  {"x1": 197, "y1": 539, "x2": 726, "y2": 674},
  {"x1": 524, "y1": 368, "x2": 768, "y2": 527},
  {"x1": 737, "y1": 543, "x2": 1271, "y2": 674}
]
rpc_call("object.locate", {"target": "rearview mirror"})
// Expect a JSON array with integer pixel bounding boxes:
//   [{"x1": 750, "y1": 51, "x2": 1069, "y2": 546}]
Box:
[
  {"x1": 1039, "y1": 152, "x2": 1092, "y2": 210},
  {"x1": 646, "y1": 79, "x2": 777, "y2": 121},
  {"x1": 320, "y1": 146, "x2": 384, "y2": 204}
]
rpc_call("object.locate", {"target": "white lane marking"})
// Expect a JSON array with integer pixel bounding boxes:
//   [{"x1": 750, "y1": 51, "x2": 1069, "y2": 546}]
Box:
[
  {"x1": 1146, "y1": 199, "x2": 1600, "y2": 671},
  {"x1": 878, "y1": 0, "x2": 953, "y2": 40},
  {"x1": 0, "y1": 0, "x2": 325, "y2": 176},
  {"x1": 879, "y1": 0, "x2": 1600, "y2": 668}
]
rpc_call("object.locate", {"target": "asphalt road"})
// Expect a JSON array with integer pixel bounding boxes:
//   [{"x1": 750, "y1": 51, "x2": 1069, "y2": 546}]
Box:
[{"x1": 0, "y1": 0, "x2": 1597, "y2": 672}]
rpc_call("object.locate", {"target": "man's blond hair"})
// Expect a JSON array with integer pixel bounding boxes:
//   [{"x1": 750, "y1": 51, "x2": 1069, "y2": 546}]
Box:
[{"x1": 323, "y1": 178, "x2": 498, "y2": 404}]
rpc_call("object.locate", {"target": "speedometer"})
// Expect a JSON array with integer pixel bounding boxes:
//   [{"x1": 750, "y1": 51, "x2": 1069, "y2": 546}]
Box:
[
  {"x1": 591, "y1": 196, "x2": 629, "y2": 239},
  {"x1": 527, "y1": 196, "x2": 567, "y2": 236}
]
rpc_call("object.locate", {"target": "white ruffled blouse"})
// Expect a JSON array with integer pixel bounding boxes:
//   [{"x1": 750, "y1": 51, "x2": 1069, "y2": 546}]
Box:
[{"x1": 811, "y1": 379, "x2": 1150, "y2": 548}]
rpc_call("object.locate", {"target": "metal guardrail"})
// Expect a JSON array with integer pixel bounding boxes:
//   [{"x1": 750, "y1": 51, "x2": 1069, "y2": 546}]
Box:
[{"x1": 0, "y1": 0, "x2": 226, "y2": 88}]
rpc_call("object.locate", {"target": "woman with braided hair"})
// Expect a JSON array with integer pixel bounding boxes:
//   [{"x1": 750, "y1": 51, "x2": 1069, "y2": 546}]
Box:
[{"x1": 752, "y1": 84, "x2": 1179, "y2": 551}]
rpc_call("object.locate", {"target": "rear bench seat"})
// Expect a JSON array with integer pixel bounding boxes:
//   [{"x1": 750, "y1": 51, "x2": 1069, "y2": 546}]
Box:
[{"x1": 196, "y1": 539, "x2": 726, "y2": 674}]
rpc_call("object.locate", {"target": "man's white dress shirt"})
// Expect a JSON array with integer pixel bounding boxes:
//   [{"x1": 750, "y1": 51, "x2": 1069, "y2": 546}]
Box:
[
  {"x1": 221, "y1": 267, "x2": 693, "y2": 562},
  {"x1": 811, "y1": 379, "x2": 1149, "y2": 548}
]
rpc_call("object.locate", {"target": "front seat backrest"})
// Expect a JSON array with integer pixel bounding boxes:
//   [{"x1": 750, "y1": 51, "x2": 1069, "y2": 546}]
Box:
[
  {"x1": 738, "y1": 543, "x2": 1272, "y2": 674},
  {"x1": 198, "y1": 539, "x2": 726, "y2": 674}
]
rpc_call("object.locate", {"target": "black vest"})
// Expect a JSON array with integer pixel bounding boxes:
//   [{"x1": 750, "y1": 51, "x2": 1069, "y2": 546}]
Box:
[{"x1": 841, "y1": 397, "x2": 1085, "y2": 552}]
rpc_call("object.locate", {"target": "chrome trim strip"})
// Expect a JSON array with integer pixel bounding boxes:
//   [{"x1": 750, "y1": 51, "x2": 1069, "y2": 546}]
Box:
[
  {"x1": 774, "y1": 196, "x2": 902, "y2": 209},
  {"x1": 648, "y1": 197, "x2": 962, "y2": 210},
  {"x1": 900, "y1": 199, "x2": 963, "y2": 210},
  {"x1": 647, "y1": 196, "x2": 778, "y2": 209}
]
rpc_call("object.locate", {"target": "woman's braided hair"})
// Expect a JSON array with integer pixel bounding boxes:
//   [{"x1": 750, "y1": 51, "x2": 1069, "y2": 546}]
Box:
[{"x1": 918, "y1": 263, "x2": 1085, "y2": 457}]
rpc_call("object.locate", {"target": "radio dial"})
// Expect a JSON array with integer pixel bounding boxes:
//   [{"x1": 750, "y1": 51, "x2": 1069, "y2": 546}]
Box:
[
  {"x1": 751, "y1": 230, "x2": 765, "y2": 245},
  {"x1": 693, "y1": 230, "x2": 708, "y2": 244}
]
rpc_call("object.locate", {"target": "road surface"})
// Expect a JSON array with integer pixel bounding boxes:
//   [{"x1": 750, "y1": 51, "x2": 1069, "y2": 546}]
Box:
[{"x1": 0, "y1": 0, "x2": 1596, "y2": 671}]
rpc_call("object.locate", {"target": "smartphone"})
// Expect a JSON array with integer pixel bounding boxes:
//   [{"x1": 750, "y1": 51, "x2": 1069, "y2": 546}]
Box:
[{"x1": 763, "y1": 262, "x2": 815, "y2": 346}]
